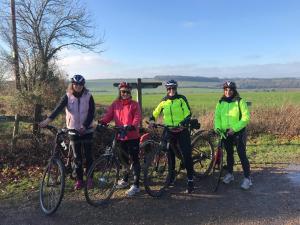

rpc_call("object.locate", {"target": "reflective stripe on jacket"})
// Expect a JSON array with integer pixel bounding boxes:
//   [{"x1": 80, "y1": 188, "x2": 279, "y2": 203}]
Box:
[
  {"x1": 214, "y1": 97, "x2": 250, "y2": 133},
  {"x1": 66, "y1": 90, "x2": 92, "y2": 131},
  {"x1": 152, "y1": 94, "x2": 191, "y2": 126}
]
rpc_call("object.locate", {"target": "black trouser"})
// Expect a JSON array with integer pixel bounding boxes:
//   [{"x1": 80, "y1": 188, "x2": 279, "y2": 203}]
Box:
[
  {"x1": 119, "y1": 139, "x2": 141, "y2": 188},
  {"x1": 162, "y1": 128, "x2": 194, "y2": 181},
  {"x1": 223, "y1": 129, "x2": 250, "y2": 178},
  {"x1": 69, "y1": 132, "x2": 93, "y2": 181}
]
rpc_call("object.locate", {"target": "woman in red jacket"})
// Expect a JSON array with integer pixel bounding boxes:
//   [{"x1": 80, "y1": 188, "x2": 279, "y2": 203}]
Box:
[{"x1": 99, "y1": 82, "x2": 142, "y2": 197}]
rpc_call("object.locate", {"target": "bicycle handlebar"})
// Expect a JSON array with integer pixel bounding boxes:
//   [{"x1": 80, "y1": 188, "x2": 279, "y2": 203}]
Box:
[{"x1": 145, "y1": 121, "x2": 186, "y2": 130}]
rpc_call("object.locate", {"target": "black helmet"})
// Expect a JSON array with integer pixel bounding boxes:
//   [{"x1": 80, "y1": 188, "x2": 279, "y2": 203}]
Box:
[
  {"x1": 165, "y1": 79, "x2": 178, "y2": 88},
  {"x1": 71, "y1": 74, "x2": 85, "y2": 85},
  {"x1": 223, "y1": 81, "x2": 236, "y2": 90}
]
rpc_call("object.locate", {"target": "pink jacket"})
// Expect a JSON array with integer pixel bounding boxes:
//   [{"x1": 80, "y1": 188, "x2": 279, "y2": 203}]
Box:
[
  {"x1": 100, "y1": 98, "x2": 142, "y2": 140},
  {"x1": 66, "y1": 91, "x2": 92, "y2": 131}
]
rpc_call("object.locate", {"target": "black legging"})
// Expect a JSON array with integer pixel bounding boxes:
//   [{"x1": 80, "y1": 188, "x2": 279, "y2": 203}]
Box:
[
  {"x1": 223, "y1": 129, "x2": 250, "y2": 178},
  {"x1": 118, "y1": 139, "x2": 141, "y2": 188},
  {"x1": 162, "y1": 128, "x2": 194, "y2": 181},
  {"x1": 69, "y1": 132, "x2": 93, "y2": 181}
]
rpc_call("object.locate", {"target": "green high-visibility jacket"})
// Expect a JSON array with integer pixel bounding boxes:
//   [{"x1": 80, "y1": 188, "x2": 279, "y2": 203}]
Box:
[
  {"x1": 214, "y1": 97, "x2": 250, "y2": 133},
  {"x1": 152, "y1": 94, "x2": 191, "y2": 126}
]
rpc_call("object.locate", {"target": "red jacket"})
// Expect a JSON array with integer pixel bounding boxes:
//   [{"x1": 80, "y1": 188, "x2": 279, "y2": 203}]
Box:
[{"x1": 100, "y1": 98, "x2": 142, "y2": 140}]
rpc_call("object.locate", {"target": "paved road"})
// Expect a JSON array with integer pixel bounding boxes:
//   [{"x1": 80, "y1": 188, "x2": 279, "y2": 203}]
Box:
[{"x1": 1, "y1": 165, "x2": 300, "y2": 225}]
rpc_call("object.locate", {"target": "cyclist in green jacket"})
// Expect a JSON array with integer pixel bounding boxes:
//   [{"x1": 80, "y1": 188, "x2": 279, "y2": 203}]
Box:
[
  {"x1": 150, "y1": 80, "x2": 194, "y2": 193},
  {"x1": 214, "y1": 81, "x2": 252, "y2": 190}
]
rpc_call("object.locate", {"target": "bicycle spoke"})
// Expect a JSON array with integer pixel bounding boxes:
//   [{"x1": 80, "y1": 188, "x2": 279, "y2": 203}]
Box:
[
  {"x1": 40, "y1": 158, "x2": 65, "y2": 215},
  {"x1": 85, "y1": 156, "x2": 119, "y2": 206}
]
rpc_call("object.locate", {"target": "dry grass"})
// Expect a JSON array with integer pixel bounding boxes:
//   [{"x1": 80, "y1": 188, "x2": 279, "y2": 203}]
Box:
[{"x1": 199, "y1": 104, "x2": 300, "y2": 138}]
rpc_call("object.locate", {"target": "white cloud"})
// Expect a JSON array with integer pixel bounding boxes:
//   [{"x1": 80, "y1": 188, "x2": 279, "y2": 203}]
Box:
[{"x1": 57, "y1": 49, "x2": 300, "y2": 79}]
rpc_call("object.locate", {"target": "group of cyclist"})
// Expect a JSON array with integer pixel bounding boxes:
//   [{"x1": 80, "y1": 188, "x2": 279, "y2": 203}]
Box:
[{"x1": 39, "y1": 74, "x2": 252, "y2": 197}]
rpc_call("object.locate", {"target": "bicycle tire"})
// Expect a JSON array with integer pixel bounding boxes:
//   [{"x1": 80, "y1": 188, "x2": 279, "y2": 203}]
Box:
[
  {"x1": 39, "y1": 158, "x2": 65, "y2": 215},
  {"x1": 191, "y1": 131, "x2": 214, "y2": 178},
  {"x1": 144, "y1": 141, "x2": 170, "y2": 197},
  {"x1": 208, "y1": 147, "x2": 224, "y2": 192},
  {"x1": 84, "y1": 155, "x2": 119, "y2": 207}
]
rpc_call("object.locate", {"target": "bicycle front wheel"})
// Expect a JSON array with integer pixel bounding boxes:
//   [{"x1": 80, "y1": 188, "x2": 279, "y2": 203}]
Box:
[
  {"x1": 84, "y1": 155, "x2": 119, "y2": 207},
  {"x1": 144, "y1": 142, "x2": 170, "y2": 197},
  {"x1": 208, "y1": 147, "x2": 224, "y2": 192},
  {"x1": 39, "y1": 158, "x2": 65, "y2": 215},
  {"x1": 191, "y1": 131, "x2": 214, "y2": 178}
]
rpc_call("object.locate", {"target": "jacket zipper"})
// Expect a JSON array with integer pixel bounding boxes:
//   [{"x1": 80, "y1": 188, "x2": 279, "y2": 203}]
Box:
[{"x1": 170, "y1": 100, "x2": 174, "y2": 126}]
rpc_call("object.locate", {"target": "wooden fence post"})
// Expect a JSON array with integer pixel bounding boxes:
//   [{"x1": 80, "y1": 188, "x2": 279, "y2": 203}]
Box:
[{"x1": 11, "y1": 114, "x2": 19, "y2": 151}]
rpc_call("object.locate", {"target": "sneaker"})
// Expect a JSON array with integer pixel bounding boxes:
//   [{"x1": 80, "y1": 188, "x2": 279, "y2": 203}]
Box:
[
  {"x1": 185, "y1": 180, "x2": 194, "y2": 194},
  {"x1": 116, "y1": 179, "x2": 129, "y2": 189},
  {"x1": 87, "y1": 178, "x2": 94, "y2": 189},
  {"x1": 241, "y1": 177, "x2": 253, "y2": 190},
  {"x1": 223, "y1": 173, "x2": 234, "y2": 184},
  {"x1": 126, "y1": 185, "x2": 140, "y2": 197},
  {"x1": 74, "y1": 180, "x2": 83, "y2": 190}
]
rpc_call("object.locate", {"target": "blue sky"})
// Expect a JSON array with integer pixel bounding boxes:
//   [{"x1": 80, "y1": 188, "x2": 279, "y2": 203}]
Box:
[{"x1": 57, "y1": 1, "x2": 300, "y2": 78}]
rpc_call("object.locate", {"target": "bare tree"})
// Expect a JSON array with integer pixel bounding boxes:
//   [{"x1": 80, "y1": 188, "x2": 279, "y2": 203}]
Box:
[{"x1": 0, "y1": 0, "x2": 103, "y2": 89}]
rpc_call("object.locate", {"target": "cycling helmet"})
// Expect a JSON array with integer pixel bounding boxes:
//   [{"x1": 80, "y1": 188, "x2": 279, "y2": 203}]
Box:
[
  {"x1": 165, "y1": 79, "x2": 178, "y2": 88},
  {"x1": 118, "y1": 81, "x2": 132, "y2": 90},
  {"x1": 223, "y1": 81, "x2": 236, "y2": 90},
  {"x1": 71, "y1": 74, "x2": 85, "y2": 85}
]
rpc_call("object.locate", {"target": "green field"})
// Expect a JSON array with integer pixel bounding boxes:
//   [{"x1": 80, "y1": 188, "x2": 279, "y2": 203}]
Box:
[{"x1": 92, "y1": 90, "x2": 300, "y2": 117}]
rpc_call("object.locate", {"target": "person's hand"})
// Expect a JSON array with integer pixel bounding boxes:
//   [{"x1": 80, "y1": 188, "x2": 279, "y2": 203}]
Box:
[
  {"x1": 125, "y1": 125, "x2": 135, "y2": 131},
  {"x1": 79, "y1": 126, "x2": 86, "y2": 136},
  {"x1": 39, "y1": 118, "x2": 52, "y2": 128},
  {"x1": 180, "y1": 117, "x2": 190, "y2": 127},
  {"x1": 226, "y1": 128, "x2": 234, "y2": 136}
]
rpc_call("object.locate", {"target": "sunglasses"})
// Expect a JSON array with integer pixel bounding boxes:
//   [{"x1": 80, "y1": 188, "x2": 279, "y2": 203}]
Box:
[
  {"x1": 120, "y1": 90, "x2": 131, "y2": 94},
  {"x1": 73, "y1": 83, "x2": 83, "y2": 86},
  {"x1": 167, "y1": 87, "x2": 176, "y2": 91}
]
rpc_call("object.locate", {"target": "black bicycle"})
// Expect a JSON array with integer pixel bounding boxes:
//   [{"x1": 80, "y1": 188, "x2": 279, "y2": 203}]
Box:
[
  {"x1": 39, "y1": 125, "x2": 77, "y2": 215},
  {"x1": 84, "y1": 124, "x2": 145, "y2": 207},
  {"x1": 143, "y1": 120, "x2": 214, "y2": 197}
]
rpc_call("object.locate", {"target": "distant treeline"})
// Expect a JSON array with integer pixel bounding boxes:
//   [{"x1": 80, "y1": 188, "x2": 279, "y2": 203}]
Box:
[{"x1": 154, "y1": 75, "x2": 300, "y2": 89}]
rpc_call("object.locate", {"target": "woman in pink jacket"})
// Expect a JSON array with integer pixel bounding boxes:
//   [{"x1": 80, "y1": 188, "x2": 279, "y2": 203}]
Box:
[{"x1": 99, "y1": 82, "x2": 142, "y2": 197}]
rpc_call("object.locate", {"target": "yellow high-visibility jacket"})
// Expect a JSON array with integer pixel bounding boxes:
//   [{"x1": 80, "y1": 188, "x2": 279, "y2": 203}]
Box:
[{"x1": 214, "y1": 97, "x2": 250, "y2": 133}]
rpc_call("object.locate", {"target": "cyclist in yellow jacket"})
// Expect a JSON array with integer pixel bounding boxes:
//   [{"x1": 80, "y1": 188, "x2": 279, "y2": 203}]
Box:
[
  {"x1": 214, "y1": 81, "x2": 252, "y2": 190},
  {"x1": 150, "y1": 80, "x2": 194, "y2": 193}
]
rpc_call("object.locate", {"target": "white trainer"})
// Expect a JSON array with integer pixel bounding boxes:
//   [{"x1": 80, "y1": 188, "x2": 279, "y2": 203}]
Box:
[
  {"x1": 223, "y1": 173, "x2": 234, "y2": 184},
  {"x1": 241, "y1": 177, "x2": 253, "y2": 190},
  {"x1": 116, "y1": 179, "x2": 129, "y2": 189},
  {"x1": 126, "y1": 185, "x2": 140, "y2": 197}
]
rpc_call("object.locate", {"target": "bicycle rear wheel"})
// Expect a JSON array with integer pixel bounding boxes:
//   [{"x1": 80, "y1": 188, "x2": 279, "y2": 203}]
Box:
[
  {"x1": 191, "y1": 131, "x2": 214, "y2": 178},
  {"x1": 144, "y1": 142, "x2": 170, "y2": 197},
  {"x1": 84, "y1": 155, "x2": 119, "y2": 207},
  {"x1": 208, "y1": 147, "x2": 224, "y2": 192},
  {"x1": 39, "y1": 158, "x2": 65, "y2": 215}
]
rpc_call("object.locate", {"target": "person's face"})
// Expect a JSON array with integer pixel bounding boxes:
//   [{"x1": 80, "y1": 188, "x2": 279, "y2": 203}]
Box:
[
  {"x1": 120, "y1": 88, "x2": 131, "y2": 99},
  {"x1": 166, "y1": 87, "x2": 176, "y2": 96},
  {"x1": 224, "y1": 88, "x2": 234, "y2": 98},
  {"x1": 73, "y1": 83, "x2": 84, "y2": 93}
]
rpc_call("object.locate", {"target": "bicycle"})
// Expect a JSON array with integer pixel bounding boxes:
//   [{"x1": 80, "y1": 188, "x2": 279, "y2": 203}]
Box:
[
  {"x1": 84, "y1": 124, "x2": 144, "y2": 207},
  {"x1": 39, "y1": 125, "x2": 77, "y2": 215},
  {"x1": 143, "y1": 119, "x2": 214, "y2": 197},
  {"x1": 206, "y1": 129, "x2": 227, "y2": 192}
]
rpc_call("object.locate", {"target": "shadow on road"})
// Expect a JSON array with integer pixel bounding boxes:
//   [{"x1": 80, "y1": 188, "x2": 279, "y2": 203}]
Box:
[{"x1": 1, "y1": 166, "x2": 300, "y2": 225}]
